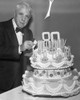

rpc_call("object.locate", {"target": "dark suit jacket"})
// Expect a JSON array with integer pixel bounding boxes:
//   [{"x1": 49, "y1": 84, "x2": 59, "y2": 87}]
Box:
[{"x1": 0, "y1": 19, "x2": 34, "y2": 92}]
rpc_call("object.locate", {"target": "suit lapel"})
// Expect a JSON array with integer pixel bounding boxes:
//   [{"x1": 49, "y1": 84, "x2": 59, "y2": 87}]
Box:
[
  {"x1": 22, "y1": 28, "x2": 27, "y2": 42},
  {"x1": 6, "y1": 19, "x2": 19, "y2": 46},
  {"x1": 22, "y1": 27, "x2": 31, "y2": 42}
]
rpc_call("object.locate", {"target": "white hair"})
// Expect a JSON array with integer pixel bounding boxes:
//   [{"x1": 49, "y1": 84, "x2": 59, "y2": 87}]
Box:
[{"x1": 16, "y1": 0, "x2": 32, "y2": 17}]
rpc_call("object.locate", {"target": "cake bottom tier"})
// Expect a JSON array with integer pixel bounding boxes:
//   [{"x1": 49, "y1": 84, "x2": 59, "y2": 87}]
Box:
[{"x1": 22, "y1": 69, "x2": 80, "y2": 97}]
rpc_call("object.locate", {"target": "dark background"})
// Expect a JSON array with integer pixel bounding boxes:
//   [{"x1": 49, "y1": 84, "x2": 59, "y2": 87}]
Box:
[{"x1": 0, "y1": 0, "x2": 80, "y2": 70}]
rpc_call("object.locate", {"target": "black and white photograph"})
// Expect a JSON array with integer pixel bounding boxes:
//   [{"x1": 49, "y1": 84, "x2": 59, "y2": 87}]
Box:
[{"x1": 0, "y1": 0, "x2": 80, "y2": 100}]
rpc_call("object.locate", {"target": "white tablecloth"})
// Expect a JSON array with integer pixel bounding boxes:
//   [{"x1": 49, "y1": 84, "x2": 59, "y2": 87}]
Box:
[{"x1": 0, "y1": 86, "x2": 80, "y2": 100}]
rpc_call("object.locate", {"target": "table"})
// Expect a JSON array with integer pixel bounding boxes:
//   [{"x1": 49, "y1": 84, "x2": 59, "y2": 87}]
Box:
[{"x1": 0, "y1": 86, "x2": 80, "y2": 100}]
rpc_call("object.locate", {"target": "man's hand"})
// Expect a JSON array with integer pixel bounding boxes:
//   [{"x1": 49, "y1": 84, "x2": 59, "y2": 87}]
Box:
[{"x1": 20, "y1": 41, "x2": 33, "y2": 52}]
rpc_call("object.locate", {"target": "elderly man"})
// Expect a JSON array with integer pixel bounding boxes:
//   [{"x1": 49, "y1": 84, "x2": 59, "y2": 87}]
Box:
[{"x1": 0, "y1": 0, "x2": 34, "y2": 93}]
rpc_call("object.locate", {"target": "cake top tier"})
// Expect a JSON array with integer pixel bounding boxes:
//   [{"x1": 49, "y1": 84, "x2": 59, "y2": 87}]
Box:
[
  {"x1": 34, "y1": 31, "x2": 67, "y2": 53},
  {"x1": 30, "y1": 32, "x2": 74, "y2": 69}
]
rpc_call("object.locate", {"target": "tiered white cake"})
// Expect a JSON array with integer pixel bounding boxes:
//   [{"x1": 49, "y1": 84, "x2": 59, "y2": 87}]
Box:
[{"x1": 22, "y1": 32, "x2": 80, "y2": 97}]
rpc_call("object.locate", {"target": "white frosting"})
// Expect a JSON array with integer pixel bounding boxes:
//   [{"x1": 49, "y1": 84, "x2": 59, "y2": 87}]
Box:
[
  {"x1": 22, "y1": 32, "x2": 80, "y2": 97},
  {"x1": 30, "y1": 47, "x2": 74, "y2": 69}
]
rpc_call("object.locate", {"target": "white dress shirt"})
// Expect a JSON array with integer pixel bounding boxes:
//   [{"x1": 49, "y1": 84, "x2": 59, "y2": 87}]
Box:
[{"x1": 12, "y1": 19, "x2": 23, "y2": 54}]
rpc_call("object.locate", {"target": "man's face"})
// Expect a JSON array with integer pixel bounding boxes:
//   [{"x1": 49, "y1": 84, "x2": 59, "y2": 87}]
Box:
[{"x1": 15, "y1": 6, "x2": 30, "y2": 28}]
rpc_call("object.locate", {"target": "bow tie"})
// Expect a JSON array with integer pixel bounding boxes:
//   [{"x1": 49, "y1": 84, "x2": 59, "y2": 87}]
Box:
[{"x1": 16, "y1": 27, "x2": 23, "y2": 33}]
